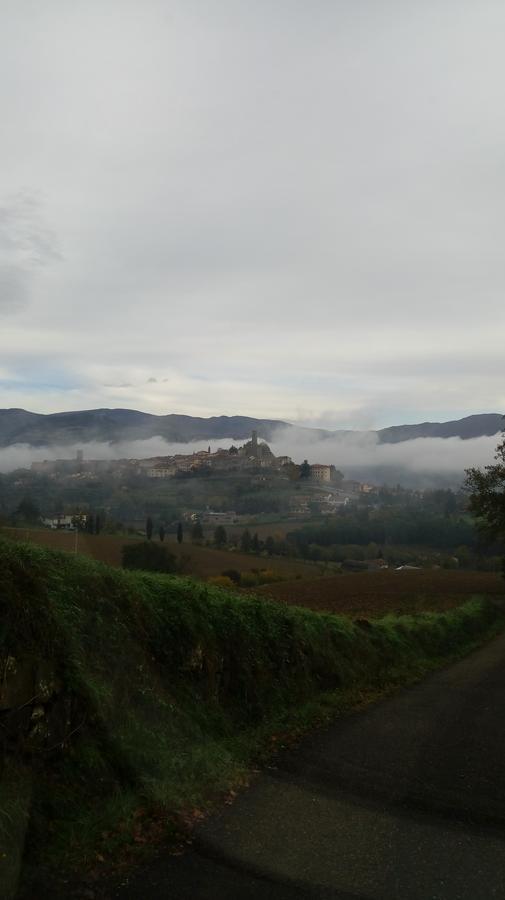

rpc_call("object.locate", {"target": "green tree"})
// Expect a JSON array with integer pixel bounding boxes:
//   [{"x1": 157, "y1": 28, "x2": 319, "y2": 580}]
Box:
[
  {"x1": 299, "y1": 459, "x2": 311, "y2": 479},
  {"x1": 71, "y1": 513, "x2": 86, "y2": 531},
  {"x1": 240, "y1": 529, "x2": 252, "y2": 552},
  {"x1": 251, "y1": 532, "x2": 260, "y2": 553},
  {"x1": 177, "y1": 522, "x2": 183, "y2": 544},
  {"x1": 214, "y1": 525, "x2": 227, "y2": 547},
  {"x1": 191, "y1": 520, "x2": 204, "y2": 542},
  {"x1": 265, "y1": 535, "x2": 275, "y2": 556},
  {"x1": 465, "y1": 430, "x2": 505, "y2": 574},
  {"x1": 13, "y1": 497, "x2": 40, "y2": 524},
  {"x1": 122, "y1": 541, "x2": 177, "y2": 574}
]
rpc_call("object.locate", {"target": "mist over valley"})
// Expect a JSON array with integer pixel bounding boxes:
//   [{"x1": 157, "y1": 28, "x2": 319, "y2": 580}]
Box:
[{"x1": 0, "y1": 408, "x2": 502, "y2": 487}]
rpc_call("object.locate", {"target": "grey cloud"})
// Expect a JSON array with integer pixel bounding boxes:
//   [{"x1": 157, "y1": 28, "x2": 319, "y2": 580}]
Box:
[
  {"x1": 0, "y1": 264, "x2": 29, "y2": 314},
  {"x1": 0, "y1": 192, "x2": 60, "y2": 315},
  {"x1": 0, "y1": 2, "x2": 503, "y2": 422},
  {"x1": 0, "y1": 192, "x2": 60, "y2": 265}
]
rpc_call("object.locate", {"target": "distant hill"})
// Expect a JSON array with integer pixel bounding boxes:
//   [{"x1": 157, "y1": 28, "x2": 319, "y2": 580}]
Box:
[
  {"x1": 377, "y1": 413, "x2": 504, "y2": 444},
  {"x1": 0, "y1": 408, "x2": 285, "y2": 447},
  {"x1": 0, "y1": 408, "x2": 502, "y2": 448}
]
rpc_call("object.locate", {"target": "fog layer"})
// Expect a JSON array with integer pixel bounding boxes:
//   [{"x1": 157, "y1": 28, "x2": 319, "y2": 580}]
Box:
[
  {"x1": 271, "y1": 428, "x2": 499, "y2": 487},
  {"x1": 0, "y1": 431, "x2": 499, "y2": 488}
]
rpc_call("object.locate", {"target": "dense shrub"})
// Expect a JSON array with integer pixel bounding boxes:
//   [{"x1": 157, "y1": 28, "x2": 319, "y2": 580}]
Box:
[
  {"x1": 239, "y1": 571, "x2": 259, "y2": 588},
  {"x1": 221, "y1": 569, "x2": 241, "y2": 584},
  {"x1": 121, "y1": 540, "x2": 177, "y2": 573},
  {"x1": 208, "y1": 575, "x2": 235, "y2": 589}
]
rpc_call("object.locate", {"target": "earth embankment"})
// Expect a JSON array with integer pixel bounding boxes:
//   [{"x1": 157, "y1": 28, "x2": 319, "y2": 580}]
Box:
[{"x1": 0, "y1": 537, "x2": 503, "y2": 897}]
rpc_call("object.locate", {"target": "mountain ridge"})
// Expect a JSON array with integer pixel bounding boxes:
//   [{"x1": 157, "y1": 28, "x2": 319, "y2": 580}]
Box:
[{"x1": 0, "y1": 408, "x2": 502, "y2": 448}]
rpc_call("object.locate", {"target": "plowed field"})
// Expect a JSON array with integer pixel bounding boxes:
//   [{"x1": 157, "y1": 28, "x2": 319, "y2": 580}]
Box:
[
  {"x1": 3, "y1": 528, "x2": 503, "y2": 617},
  {"x1": 1, "y1": 528, "x2": 317, "y2": 580},
  {"x1": 256, "y1": 569, "x2": 505, "y2": 617}
]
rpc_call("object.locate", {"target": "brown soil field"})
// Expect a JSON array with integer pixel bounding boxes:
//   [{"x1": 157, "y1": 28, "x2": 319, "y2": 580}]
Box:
[
  {"x1": 2, "y1": 528, "x2": 319, "y2": 581},
  {"x1": 4, "y1": 528, "x2": 503, "y2": 618},
  {"x1": 255, "y1": 569, "x2": 505, "y2": 618},
  {"x1": 225, "y1": 520, "x2": 309, "y2": 541},
  {"x1": 161, "y1": 535, "x2": 318, "y2": 579}
]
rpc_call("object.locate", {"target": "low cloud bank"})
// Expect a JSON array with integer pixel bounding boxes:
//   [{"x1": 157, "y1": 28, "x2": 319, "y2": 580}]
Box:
[
  {"x1": 0, "y1": 437, "x2": 234, "y2": 473},
  {"x1": 270, "y1": 427, "x2": 499, "y2": 486},
  {"x1": 272, "y1": 429, "x2": 499, "y2": 472},
  {"x1": 0, "y1": 430, "x2": 500, "y2": 487}
]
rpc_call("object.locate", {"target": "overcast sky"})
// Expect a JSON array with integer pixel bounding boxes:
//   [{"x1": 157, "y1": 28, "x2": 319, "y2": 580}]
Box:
[{"x1": 1, "y1": 0, "x2": 504, "y2": 429}]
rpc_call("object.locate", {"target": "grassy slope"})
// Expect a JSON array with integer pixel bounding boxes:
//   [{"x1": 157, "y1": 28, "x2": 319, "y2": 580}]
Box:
[{"x1": 0, "y1": 537, "x2": 503, "y2": 895}]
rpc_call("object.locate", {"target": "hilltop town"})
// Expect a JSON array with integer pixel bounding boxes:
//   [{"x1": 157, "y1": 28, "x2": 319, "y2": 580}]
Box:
[
  {"x1": 9, "y1": 431, "x2": 378, "y2": 532},
  {"x1": 30, "y1": 430, "x2": 365, "y2": 485}
]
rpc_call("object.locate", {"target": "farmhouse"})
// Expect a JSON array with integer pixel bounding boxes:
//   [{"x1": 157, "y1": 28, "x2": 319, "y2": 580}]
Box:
[
  {"x1": 42, "y1": 514, "x2": 85, "y2": 530},
  {"x1": 202, "y1": 511, "x2": 238, "y2": 525}
]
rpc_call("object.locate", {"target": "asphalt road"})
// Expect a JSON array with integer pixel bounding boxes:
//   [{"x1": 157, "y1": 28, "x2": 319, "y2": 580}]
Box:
[{"x1": 112, "y1": 630, "x2": 505, "y2": 899}]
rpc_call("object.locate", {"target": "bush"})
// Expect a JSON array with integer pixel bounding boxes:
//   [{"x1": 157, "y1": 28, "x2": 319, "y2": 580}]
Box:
[
  {"x1": 221, "y1": 569, "x2": 241, "y2": 584},
  {"x1": 122, "y1": 541, "x2": 177, "y2": 574},
  {"x1": 207, "y1": 575, "x2": 235, "y2": 589},
  {"x1": 237, "y1": 569, "x2": 284, "y2": 588},
  {"x1": 239, "y1": 572, "x2": 260, "y2": 588},
  {"x1": 256, "y1": 568, "x2": 284, "y2": 585}
]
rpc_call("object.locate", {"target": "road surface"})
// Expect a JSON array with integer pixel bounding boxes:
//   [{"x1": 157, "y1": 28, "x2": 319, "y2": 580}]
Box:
[{"x1": 112, "y1": 630, "x2": 505, "y2": 899}]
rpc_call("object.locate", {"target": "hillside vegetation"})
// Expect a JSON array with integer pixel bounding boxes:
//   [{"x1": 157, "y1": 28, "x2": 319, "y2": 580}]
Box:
[{"x1": 0, "y1": 538, "x2": 503, "y2": 896}]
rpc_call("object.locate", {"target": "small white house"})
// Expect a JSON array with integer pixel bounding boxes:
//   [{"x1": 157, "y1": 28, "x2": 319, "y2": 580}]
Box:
[{"x1": 42, "y1": 515, "x2": 76, "y2": 530}]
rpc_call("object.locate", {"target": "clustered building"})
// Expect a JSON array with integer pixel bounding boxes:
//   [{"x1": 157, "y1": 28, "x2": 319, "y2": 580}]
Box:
[
  {"x1": 144, "y1": 431, "x2": 292, "y2": 479},
  {"x1": 29, "y1": 432, "x2": 372, "y2": 496}
]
